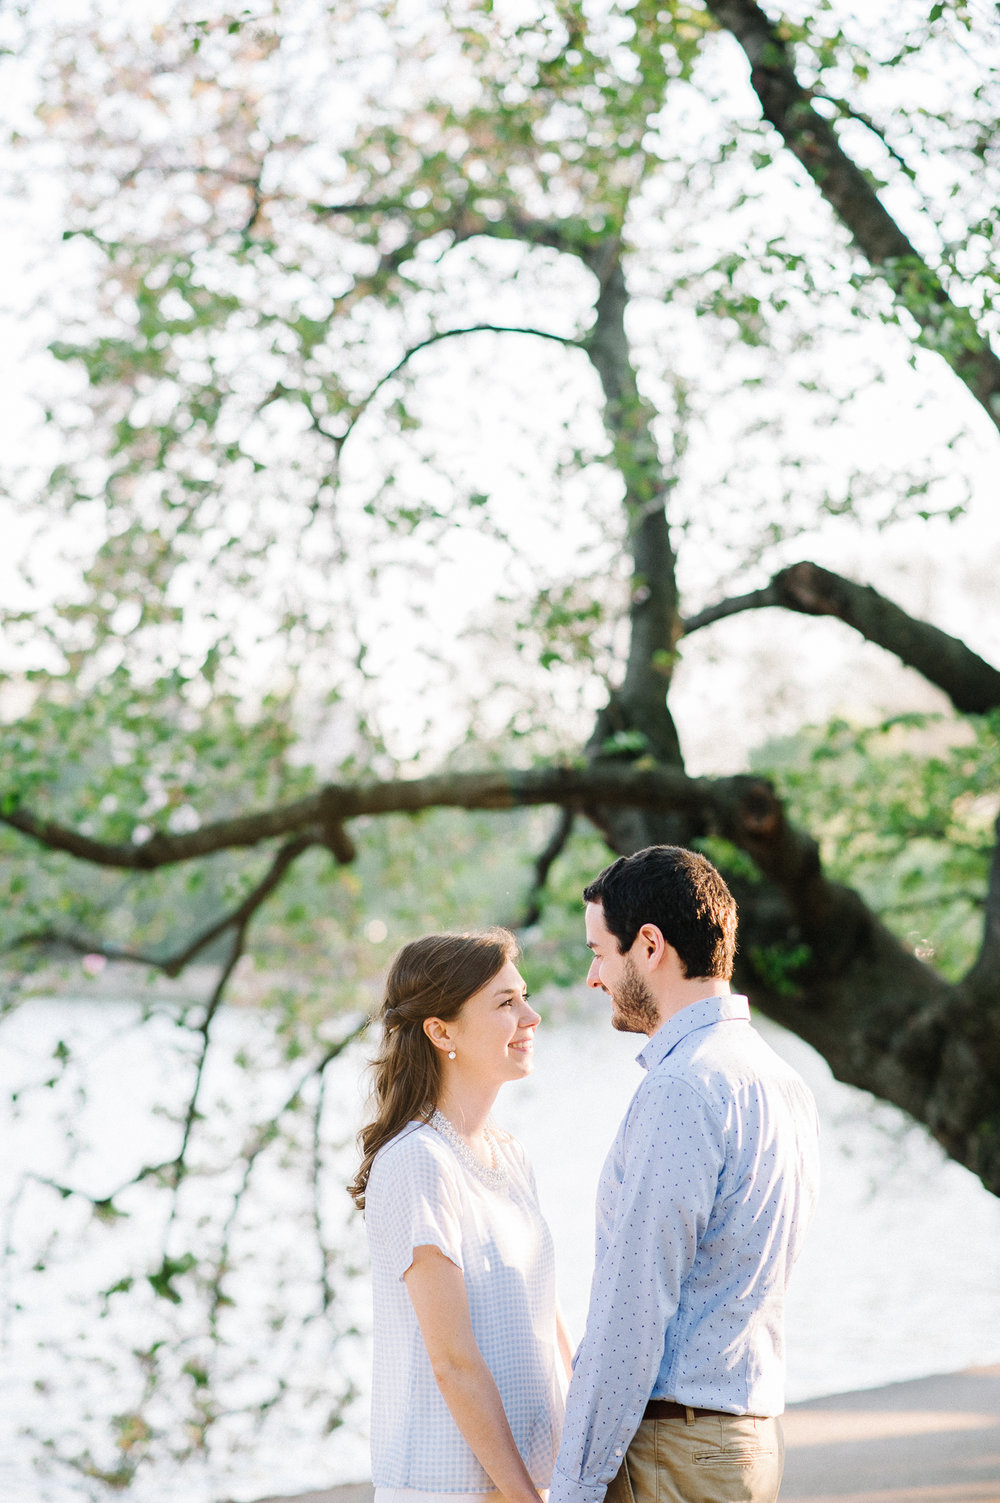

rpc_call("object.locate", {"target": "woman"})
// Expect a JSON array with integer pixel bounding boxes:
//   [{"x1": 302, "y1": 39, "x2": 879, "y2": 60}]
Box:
[{"x1": 349, "y1": 929, "x2": 570, "y2": 1503}]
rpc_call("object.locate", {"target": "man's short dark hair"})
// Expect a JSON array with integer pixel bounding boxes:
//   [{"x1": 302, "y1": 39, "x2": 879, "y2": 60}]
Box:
[{"x1": 583, "y1": 845, "x2": 737, "y2": 980}]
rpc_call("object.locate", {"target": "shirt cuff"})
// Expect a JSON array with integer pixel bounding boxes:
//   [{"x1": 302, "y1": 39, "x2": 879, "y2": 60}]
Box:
[{"x1": 548, "y1": 1468, "x2": 610, "y2": 1503}]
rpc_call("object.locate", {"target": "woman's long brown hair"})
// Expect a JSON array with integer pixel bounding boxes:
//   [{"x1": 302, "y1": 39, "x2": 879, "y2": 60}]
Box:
[{"x1": 347, "y1": 928, "x2": 519, "y2": 1210}]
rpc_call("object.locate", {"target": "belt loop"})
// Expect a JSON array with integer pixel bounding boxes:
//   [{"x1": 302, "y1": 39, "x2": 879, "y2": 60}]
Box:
[{"x1": 685, "y1": 1406, "x2": 695, "y2": 1426}]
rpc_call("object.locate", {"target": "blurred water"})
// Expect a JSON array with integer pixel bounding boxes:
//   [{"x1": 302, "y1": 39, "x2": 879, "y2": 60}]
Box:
[{"x1": 2, "y1": 994, "x2": 999, "y2": 1503}]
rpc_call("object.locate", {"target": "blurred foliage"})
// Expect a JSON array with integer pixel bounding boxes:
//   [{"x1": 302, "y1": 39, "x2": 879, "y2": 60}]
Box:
[{"x1": 757, "y1": 710, "x2": 1000, "y2": 979}]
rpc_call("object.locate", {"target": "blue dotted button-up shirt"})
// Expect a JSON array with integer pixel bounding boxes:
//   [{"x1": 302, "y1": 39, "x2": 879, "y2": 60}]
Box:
[{"x1": 550, "y1": 995, "x2": 820, "y2": 1503}]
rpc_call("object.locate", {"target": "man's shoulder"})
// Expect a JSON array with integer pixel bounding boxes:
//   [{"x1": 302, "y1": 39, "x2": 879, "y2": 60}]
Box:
[
  {"x1": 649, "y1": 1020, "x2": 814, "y2": 1110},
  {"x1": 682, "y1": 1015, "x2": 801, "y2": 1074}
]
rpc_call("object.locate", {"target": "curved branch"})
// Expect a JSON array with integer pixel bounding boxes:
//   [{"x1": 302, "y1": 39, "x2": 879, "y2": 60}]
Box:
[
  {"x1": 704, "y1": 0, "x2": 1000, "y2": 432},
  {"x1": 24, "y1": 1014, "x2": 371, "y2": 1218},
  {"x1": 314, "y1": 198, "x2": 584, "y2": 258},
  {"x1": 510, "y1": 807, "x2": 575, "y2": 930},
  {"x1": 7, "y1": 833, "x2": 317, "y2": 977},
  {"x1": 336, "y1": 322, "x2": 583, "y2": 450},
  {"x1": 4, "y1": 929, "x2": 162, "y2": 968},
  {"x1": 683, "y1": 582, "x2": 782, "y2": 634},
  {"x1": 683, "y1": 560, "x2": 1000, "y2": 713}
]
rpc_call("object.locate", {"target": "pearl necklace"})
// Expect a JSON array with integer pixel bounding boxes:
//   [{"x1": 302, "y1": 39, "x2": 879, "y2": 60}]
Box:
[{"x1": 429, "y1": 1109, "x2": 508, "y2": 1190}]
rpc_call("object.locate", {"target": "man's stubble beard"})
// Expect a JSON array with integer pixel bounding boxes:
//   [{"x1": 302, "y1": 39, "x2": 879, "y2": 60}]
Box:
[{"x1": 610, "y1": 954, "x2": 660, "y2": 1036}]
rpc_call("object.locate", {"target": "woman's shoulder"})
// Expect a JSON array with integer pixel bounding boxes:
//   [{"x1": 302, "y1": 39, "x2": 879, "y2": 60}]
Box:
[
  {"x1": 369, "y1": 1120, "x2": 455, "y2": 1183},
  {"x1": 366, "y1": 1122, "x2": 465, "y2": 1224}
]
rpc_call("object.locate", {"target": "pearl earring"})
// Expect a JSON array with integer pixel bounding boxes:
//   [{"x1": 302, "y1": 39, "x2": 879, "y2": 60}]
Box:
[{"x1": 447, "y1": 1049, "x2": 456, "y2": 1060}]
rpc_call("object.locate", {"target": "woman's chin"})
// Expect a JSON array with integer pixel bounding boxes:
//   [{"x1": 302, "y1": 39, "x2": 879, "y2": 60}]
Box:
[{"x1": 507, "y1": 1049, "x2": 534, "y2": 1076}]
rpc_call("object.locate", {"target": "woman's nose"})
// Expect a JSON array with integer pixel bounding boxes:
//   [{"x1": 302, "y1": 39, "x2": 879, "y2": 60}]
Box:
[{"x1": 521, "y1": 1001, "x2": 541, "y2": 1027}]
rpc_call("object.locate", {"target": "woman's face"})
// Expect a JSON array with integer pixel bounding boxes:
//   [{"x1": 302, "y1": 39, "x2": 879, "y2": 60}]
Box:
[{"x1": 443, "y1": 959, "x2": 540, "y2": 1087}]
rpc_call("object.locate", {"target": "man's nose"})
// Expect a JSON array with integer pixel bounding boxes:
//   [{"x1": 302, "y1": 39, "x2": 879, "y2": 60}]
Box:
[{"x1": 586, "y1": 956, "x2": 606, "y2": 991}]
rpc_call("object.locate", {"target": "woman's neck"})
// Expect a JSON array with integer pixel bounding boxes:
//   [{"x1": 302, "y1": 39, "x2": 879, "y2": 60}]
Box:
[{"x1": 434, "y1": 1081, "x2": 500, "y2": 1140}]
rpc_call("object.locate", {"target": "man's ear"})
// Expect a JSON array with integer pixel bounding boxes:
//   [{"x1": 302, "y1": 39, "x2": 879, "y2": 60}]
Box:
[{"x1": 634, "y1": 923, "x2": 667, "y2": 970}]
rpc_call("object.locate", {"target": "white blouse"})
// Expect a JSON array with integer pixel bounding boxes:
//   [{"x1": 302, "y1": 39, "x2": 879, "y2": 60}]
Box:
[{"x1": 365, "y1": 1119, "x2": 565, "y2": 1492}]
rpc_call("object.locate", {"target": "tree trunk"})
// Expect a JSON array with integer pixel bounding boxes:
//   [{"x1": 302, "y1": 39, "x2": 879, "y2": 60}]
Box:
[{"x1": 582, "y1": 242, "x2": 698, "y2": 854}]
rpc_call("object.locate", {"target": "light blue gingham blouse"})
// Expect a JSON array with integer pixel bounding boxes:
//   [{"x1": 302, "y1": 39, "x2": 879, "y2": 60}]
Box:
[{"x1": 365, "y1": 1120, "x2": 565, "y2": 1492}]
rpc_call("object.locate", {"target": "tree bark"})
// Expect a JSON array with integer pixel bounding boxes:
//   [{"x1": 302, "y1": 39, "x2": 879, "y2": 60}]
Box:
[{"x1": 703, "y1": 0, "x2": 1000, "y2": 434}]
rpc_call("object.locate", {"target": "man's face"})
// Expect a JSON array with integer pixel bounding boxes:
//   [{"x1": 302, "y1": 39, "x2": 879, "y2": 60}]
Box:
[{"x1": 585, "y1": 901, "x2": 660, "y2": 1036}]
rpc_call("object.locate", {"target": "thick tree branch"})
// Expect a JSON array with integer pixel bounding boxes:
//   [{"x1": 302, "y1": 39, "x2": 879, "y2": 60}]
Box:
[
  {"x1": 704, "y1": 0, "x2": 1000, "y2": 433},
  {"x1": 811, "y1": 94, "x2": 915, "y2": 180},
  {"x1": 8, "y1": 752, "x2": 1000, "y2": 1190},
  {"x1": 683, "y1": 560, "x2": 1000, "y2": 713},
  {"x1": 1, "y1": 765, "x2": 718, "y2": 869},
  {"x1": 718, "y1": 773, "x2": 1000, "y2": 1191}
]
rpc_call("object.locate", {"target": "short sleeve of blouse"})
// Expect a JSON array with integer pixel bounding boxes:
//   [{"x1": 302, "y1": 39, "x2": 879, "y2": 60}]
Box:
[{"x1": 366, "y1": 1126, "x2": 465, "y2": 1282}]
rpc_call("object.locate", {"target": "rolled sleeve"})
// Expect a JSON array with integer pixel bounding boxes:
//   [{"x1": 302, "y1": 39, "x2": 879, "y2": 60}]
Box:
[
  {"x1": 365, "y1": 1131, "x2": 464, "y2": 1281},
  {"x1": 550, "y1": 1078, "x2": 723, "y2": 1503}
]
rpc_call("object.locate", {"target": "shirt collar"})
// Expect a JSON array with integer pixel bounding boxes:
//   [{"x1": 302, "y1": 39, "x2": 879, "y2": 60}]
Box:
[{"x1": 637, "y1": 993, "x2": 750, "y2": 1072}]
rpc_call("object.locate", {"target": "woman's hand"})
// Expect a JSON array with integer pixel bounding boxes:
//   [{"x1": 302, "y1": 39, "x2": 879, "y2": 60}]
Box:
[{"x1": 404, "y1": 1244, "x2": 545, "y2": 1503}]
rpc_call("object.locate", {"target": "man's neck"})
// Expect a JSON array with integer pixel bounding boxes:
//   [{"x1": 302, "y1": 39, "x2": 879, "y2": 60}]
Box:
[{"x1": 649, "y1": 977, "x2": 732, "y2": 1035}]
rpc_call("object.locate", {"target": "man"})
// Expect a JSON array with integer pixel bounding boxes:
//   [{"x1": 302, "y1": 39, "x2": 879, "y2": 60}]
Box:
[{"x1": 550, "y1": 845, "x2": 820, "y2": 1503}]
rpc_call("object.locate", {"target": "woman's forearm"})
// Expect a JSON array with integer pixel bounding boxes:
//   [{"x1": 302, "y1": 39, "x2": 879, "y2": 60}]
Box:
[
  {"x1": 404, "y1": 1246, "x2": 542, "y2": 1503},
  {"x1": 431, "y1": 1351, "x2": 542, "y2": 1503}
]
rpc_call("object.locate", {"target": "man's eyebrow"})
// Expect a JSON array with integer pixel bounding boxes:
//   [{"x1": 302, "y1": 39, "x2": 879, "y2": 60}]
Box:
[{"x1": 586, "y1": 941, "x2": 598, "y2": 952}]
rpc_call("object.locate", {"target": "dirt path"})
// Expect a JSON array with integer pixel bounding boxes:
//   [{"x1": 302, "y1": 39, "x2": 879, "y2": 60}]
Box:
[{"x1": 241, "y1": 1365, "x2": 1000, "y2": 1503}]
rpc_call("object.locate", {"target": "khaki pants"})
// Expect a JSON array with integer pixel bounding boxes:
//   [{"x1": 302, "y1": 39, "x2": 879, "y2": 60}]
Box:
[{"x1": 606, "y1": 1411, "x2": 785, "y2": 1503}]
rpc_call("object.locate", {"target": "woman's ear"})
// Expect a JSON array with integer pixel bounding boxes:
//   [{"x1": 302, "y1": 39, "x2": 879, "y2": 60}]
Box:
[{"x1": 422, "y1": 1016, "x2": 452, "y2": 1052}]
